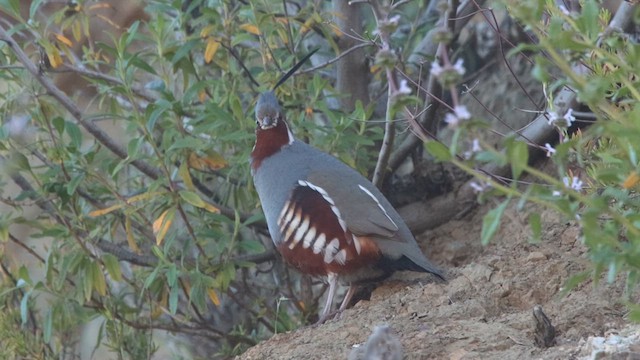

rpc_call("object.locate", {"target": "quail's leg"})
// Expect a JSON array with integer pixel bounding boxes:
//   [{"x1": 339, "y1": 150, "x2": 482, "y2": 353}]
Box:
[
  {"x1": 317, "y1": 273, "x2": 338, "y2": 324},
  {"x1": 338, "y1": 285, "x2": 357, "y2": 312}
]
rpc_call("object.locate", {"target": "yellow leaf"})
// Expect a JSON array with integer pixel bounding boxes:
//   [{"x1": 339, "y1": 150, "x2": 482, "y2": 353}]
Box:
[
  {"x1": 182, "y1": 279, "x2": 192, "y2": 297},
  {"x1": 207, "y1": 288, "x2": 221, "y2": 306},
  {"x1": 54, "y1": 33, "x2": 73, "y2": 47},
  {"x1": 200, "y1": 24, "x2": 215, "y2": 38},
  {"x1": 179, "y1": 162, "x2": 195, "y2": 191},
  {"x1": 204, "y1": 38, "x2": 220, "y2": 64},
  {"x1": 202, "y1": 202, "x2": 220, "y2": 214},
  {"x1": 300, "y1": 18, "x2": 315, "y2": 35},
  {"x1": 240, "y1": 23, "x2": 260, "y2": 35},
  {"x1": 153, "y1": 209, "x2": 174, "y2": 246},
  {"x1": 198, "y1": 89, "x2": 208, "y2": 102},
  {"x1": 329, "y1": 23, "x2": 343, "y2": 37},
  {"x1": 125, "y1": 217, "x2": 140, "y2": 253},
  {"x1": 72, "y1": 21, "x2": 82, "y2": 42},
  {"x1": 623, "y1": 172, "x2": 640, "y2": 189},
  {"x1": 92, "y1": 262, "x2": 107, "y2": 296},
  {"x1": 96, "y1": 14, "x2": 121, "y2": 30},
  {"x1": 87, "y1": 3, "x2": 112, "y2": 10},
  {"x1": 179, "y1": 190, "x2": 206, "y2": 208},
  {"x1": 89, "y1": 203, "x2": 125, "y2": 217},
  {"x1": 126, "y1": 191, "x2": 162, "y2": 204},
  {"x1": 89, "y1": 191, "x2": 162, "y2": 217},
  {"x1": 188, "y1": 151, "x2": 227, "y2": 171},
  {"x1": 47, "y1": 47, "x2": 63, "y2": 68},
  {"x1": 152, "y1": 287, "x2": 168, "y2": 319}
]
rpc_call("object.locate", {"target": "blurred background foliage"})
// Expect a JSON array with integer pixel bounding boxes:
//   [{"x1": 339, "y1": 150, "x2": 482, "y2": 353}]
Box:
[{"x1": 0, "y1": 0, "x2": 638, "y2": 358}]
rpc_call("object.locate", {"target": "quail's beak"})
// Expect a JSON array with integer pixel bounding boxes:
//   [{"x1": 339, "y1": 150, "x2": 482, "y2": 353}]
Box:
[{"x1": 259, "y1": 115, "x2": 277, "y2": 129}]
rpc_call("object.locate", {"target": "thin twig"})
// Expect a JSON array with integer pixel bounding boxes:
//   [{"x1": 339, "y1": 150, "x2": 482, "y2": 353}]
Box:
[{"x1": 297, "y1": 42, "x2": 374, "y2": 75}]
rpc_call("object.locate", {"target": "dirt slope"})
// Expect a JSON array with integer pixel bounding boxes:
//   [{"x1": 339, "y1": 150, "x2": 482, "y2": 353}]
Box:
[{"x1": 238, "y1": 201, "x2": 636, "y2": 359}]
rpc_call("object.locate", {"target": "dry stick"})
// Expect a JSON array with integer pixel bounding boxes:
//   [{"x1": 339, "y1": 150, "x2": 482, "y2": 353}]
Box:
[{"x1": 369, "y1": 2, "x2": 398, "y2": 188}]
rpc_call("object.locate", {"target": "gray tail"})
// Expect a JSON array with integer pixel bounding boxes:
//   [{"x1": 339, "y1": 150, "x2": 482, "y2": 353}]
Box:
[{"x1": 378, "y1": 255, "x2": 447, "y2": 282}]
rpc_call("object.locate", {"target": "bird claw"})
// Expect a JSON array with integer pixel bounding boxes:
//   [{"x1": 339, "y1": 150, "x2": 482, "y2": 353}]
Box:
[{"x1": 313, "y1": 309, "x2": 343, "y2": 326}]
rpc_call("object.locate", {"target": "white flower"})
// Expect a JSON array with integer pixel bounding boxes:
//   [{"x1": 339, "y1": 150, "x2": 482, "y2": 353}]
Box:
[
  {"x1": 562, "y1": 176, "x2": 583, "y2": 191},
  {"x1": 397, "y1": 79, "x2": 412, "y2": 95},
  {"x1": 444, "y1": 112, "x2": 459, "y2": 127},
  {"x1": 469, "y1": 181, "x2": 490, "y2": 193},
  {"x1": 430, "y1": 61, "x2": 444, "y2": 77},
  {"x1": 558, "y1": 5, "x2": 570, "y2": 15},
  {"x1": 547, "y1": 108, "x2": 575, "y2": 127},
  {"x1": 546, "y1": 111, "x2": 560, "y2": 125},
  {"x1": 472, "y1": 138, "x2": 481, "y2": 152},
  {"x1": 563, "y1": 108, "x2": 575, "y2": 127},
  {"x1": 445, "y1": 105, "x2": 471, "y2": 128},
  {"x1": 4, "y1": 114, "x2": 29, "y2": 138},
  {"x1": 463, "y1": 139, "x2": 481, "y2": 159},
  {"x1": 552, "y1": 190, "x2": 562, "y2": 197},
  {"x1": 453, "y1": 59, "x2": 466, "y2": 76},
  {"x1": 454, "y1": 105, "x2": 471, "y2": 120},
  {"x1": 544, "y1": 143, "x2": 556, "y2": 157}
]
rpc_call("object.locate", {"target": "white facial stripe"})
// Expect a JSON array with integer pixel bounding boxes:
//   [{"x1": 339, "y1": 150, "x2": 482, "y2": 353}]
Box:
[
  {"x1": 283, "y1": 118, "x2": 294, "y2": 144},
  {"x1": 357, "y1": 184, "x2": 397, "y2": 230}
]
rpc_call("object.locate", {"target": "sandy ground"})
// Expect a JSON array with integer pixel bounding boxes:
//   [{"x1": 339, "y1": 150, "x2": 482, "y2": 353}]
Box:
[{"x1": 238, "y1": 200, "x2": 639, "y2": 359}]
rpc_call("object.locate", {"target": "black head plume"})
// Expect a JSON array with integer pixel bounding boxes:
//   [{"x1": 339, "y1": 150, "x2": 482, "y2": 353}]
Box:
[{"x1": 272, "y1": 47, "x2": 319, "y2": 90}]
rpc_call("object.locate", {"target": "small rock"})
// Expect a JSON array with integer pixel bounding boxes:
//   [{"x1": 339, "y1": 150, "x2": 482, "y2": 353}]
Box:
[
  {"x1": 533, "y1": 305, "x2": 556, "y2": 348},
  {"x1": 348, "y1": 325, "x2": 403, "y2": 360},
  {"x1": 527, "y1": 251, "x2": 547, "y2": 262}
]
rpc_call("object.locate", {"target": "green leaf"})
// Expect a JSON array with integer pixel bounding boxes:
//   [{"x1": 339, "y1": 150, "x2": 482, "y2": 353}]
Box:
[
  {"x1": 65, "y1": 121, "x2": 82, "y2": 149},
  {"x1": 424, "y1": 141, "x2": 452, "y2": 161},
  {"x1": 124, "y1": 21, "x2": 140, "y2": 48},
  {"x1": 169, "y1": 284, "x2": 179, "y2": 315},
  {"x1": 130, "y1": 54, "x2": 158, "y2": 75},
  {"x1": 83, "y1": 261, "x2": 93, "y2": 301},
  {"x1": 239, "y1": 239, "x2": 265, "y2": 253},
  {"x1": 11, "y1": 151, "x2": 31, "y2": 171},
  {"x1": 0, "y1": 221, "x2": 8, "y2": 242},
  {"x1": 179, "y1": 190, "x2": 206, "y2": 208},
  {"x1": 481, "y1": 200, "x2": 509, "y2": 245},
  {"x1": 29, "y1": 0, "x2": 45, "y2": 19},
  {"x1": 127, "y1": 137, "x2": 144, "y2": 158},
  {"x1": 52, "y1": 116, "x2": 65, "y2": 135},
  {"x1": 20, "y1": 290, "x2": 29, "y2": 326},
  {"x1": 529, "y1": 213, "x2": 542, "y2": 243},
  {"x1": 66, "y1": 172, "x2": 85, "y2": 195},
  {"x1": 43, "y1": 309, "x2": 53, "y2": 343},
  {"x1": 102, "y1": 254, "x2": 122, "y2": 282},
  {"x1": 507, "y1": 140, "x2": 529, "y2": 179},
  {"x1": 560, "y1": 271, "x2": 590, "y2": 295},
  {"x1": 167, "y1": 264, "x2": 177, "y2": 287}
]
